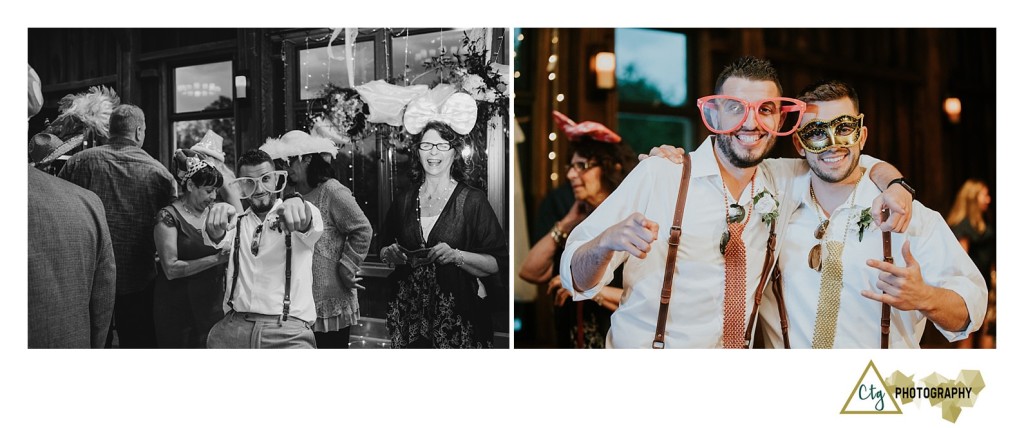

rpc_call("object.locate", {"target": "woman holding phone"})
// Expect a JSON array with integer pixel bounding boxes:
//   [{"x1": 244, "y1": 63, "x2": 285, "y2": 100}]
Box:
[{"x1": 379, "y1": 92, "x2": 507, "y2": 348}]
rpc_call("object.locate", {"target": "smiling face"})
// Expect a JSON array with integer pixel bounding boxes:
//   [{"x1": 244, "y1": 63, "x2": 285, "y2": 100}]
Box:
[
  {"x1": 239, "y1": 161, "x2": 279, "y2": 214},
  {"x1": 714, "y1": 77, "x2": 781, "y2": 169},
  {"x1": 418, "y1": 129, "x2": 457, "y2": 178},
  {"x1": 796, "y1": 97, "x2": 866, "y2": 184}
]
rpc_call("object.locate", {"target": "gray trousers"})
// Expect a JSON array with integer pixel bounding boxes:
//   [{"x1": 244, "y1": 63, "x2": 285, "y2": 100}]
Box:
[{"x1": 207, "y1": 310, "x2": 316, "y2": 349}]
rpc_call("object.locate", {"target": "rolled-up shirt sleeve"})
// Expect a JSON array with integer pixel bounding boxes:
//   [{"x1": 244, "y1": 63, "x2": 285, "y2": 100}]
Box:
[
  {"x1": 559, "y1": 158, "x2": 658, "y2": 301},
  {"x1": 911, "y1": 206, "x2": 988, "y2": 341},
  {"x1": 202, "y1": 220, "x2": 236, "y2": 250}
]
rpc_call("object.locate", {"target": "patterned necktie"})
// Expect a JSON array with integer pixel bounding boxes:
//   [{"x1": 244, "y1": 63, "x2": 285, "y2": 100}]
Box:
[
  {"x1": 722, "y1": 221, "x2": 747, "y2": 348},
  {"x1": 811, "y1": 240, "x2": 845, "y2": 348}
]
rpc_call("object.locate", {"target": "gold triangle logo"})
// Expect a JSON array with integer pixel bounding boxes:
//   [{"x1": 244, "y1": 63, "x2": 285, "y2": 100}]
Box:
[{"x1": 840, "y1": 360, "x2": 903, "y2": 414}]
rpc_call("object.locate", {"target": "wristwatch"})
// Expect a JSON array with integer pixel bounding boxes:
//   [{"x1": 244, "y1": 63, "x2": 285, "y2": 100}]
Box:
[
  {"x1": 283, "y1": 192, "x2": 304, "y2": 202},
  {"x1": 887, "y1": 178, "x2": 916, "y2": 199}
]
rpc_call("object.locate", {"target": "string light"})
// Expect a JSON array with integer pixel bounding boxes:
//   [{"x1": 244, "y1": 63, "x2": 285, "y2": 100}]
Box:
[
  {"x1": 404, "y1": 28, "x2": 410, "y2": 85},
  {"x1": 549, "y1": 29, "x2": 560, "y2": 184},
  {"x1": 304, "y1": 36, "x2": 310, "y2": 96}
]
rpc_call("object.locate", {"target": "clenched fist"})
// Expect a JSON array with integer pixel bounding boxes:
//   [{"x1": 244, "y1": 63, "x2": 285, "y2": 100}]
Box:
[
  {"x1": 205, "y1": 202, "x2": 238, "y2": 242},
  {"x1": 275, "y1": 197, "x2": 313, "y2": 233},
  {"x1": 598, "y1": 212, "x2": 660, "y2": 259}
]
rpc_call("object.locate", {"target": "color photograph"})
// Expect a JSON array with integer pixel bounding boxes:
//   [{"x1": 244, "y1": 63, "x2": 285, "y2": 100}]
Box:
[{"x1": 513, "y1": 28, "x2": 996, "y2": 350}]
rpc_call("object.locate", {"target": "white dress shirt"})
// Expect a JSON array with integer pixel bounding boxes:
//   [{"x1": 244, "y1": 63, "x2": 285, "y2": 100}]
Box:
[
  {"x1": 759, "y1": 171, "x2": 987, "y2": 348},
  {"x1": 560, "y1": 137, "x2": 803, "y2": 348},
  {"x1": 203, "y1": 199, "x2": 324, "y2": 323}
]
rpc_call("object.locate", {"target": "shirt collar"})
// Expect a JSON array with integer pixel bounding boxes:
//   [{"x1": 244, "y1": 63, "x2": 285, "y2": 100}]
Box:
[
  {"x1": 689, "y1": 136, "x2": 720, "y2": 178},
  {"x1": 106, "y1": 136, "x2": 138, "y2": 147}
]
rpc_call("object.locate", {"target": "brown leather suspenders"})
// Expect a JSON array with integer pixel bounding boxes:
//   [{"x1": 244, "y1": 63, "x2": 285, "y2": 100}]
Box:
[
  {"x1": 652, "y1": 154, "x2": 691, "y2": 349},
  {"x1": 744, "y1": 221, "x2": 784, "y2": 348},
  {"x1": 880, "y1": 208, "x2": 893, "y2": 349},
  {"x1": 651, "y1": 155, "x2": 789, "y2": 349}
]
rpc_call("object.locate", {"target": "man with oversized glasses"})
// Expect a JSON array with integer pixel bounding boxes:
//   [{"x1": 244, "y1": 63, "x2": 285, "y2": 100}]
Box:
[
  {"x1": 753, "y1": 80, "x2": 986, "y2": 348},
  {"x1": 201, "y1": 149, "x2": 324, "y2": 348},
  {"x1": 560, "y1": 57, "x2": 913, "y2": 348}
]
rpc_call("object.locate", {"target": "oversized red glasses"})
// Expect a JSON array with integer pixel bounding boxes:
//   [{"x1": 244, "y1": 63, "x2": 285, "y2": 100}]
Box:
[{"x1": 697, "y1": 96, "x2": 806, "y2": 136}]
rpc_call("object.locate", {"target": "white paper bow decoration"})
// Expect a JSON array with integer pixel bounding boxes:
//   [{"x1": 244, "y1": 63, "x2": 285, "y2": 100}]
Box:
[
  {"x1": 354, "y1": 80, "x2": 429, "y2": 126},
  {"x1": 403, "y1": 84, "x2": 478, "y2": 135}
]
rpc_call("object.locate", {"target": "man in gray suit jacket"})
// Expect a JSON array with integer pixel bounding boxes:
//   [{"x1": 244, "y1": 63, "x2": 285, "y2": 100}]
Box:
[{"x1": 27, "y1": 65, "x2": 116, "y2": 348}]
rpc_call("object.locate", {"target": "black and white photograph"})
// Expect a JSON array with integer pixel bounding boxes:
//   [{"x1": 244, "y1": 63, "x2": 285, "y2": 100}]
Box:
[{"x1": 27, "y1": 27, "x2": 510, "y2": 349}]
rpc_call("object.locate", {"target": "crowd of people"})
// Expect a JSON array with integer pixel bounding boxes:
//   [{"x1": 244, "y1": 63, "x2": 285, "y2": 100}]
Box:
[{"x1": 27, "y1": 65, "x2": 507, "y2": 349}]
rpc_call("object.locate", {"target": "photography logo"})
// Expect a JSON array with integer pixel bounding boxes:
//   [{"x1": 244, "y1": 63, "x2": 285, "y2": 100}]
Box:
[
  {"x1": 841, "y1": 360, "x2": 985, "y2": 423},
  {"x1": 841, "y1": 360, "x2": 901, "y2": 414}
]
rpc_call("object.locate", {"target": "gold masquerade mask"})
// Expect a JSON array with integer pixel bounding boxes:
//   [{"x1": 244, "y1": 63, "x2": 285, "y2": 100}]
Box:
[{"x1": 795, "y1": 114, "x2": 864, "y2": 154}]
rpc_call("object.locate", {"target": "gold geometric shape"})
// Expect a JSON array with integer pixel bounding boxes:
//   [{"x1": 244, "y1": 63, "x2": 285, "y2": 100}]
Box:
[{"x1": 841, "y1": 360, "x2": 903, "y2": 414}]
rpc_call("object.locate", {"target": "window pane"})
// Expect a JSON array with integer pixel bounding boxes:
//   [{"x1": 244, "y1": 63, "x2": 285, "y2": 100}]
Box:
[
  {"x1": 615, "y1": 29, "x2": 687, "y2": 108},
  {"x1": 299, "y1": 41, "x2": 375, "y2": 99},
  {"x1": 391, "y1": 29, "x2": 471, "y2": 86},
  {"x1": 174, "y1": 118, "x2": 236, "y2": 172},
  {"x1": 174, "y1": 61, "x2": 233, "y2": 113},
  {"x1": 617, "y1": 113, "x2": 694, "y2": 155}
]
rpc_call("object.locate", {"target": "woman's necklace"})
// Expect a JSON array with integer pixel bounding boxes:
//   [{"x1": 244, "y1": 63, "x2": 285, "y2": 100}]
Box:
[
  {"x1": 719, "y1": 169, "x2": 757, "y2": 255},
  {"x1": 418, "y1": 179, "x2": 456, "y2": 214}
]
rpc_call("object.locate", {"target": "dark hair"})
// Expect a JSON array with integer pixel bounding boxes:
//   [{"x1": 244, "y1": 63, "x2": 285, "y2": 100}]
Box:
[
  {"x1": 714, "y1": 56, "x2": 782, "y2": 96},
  {"x1": 238, "y1": 149, "x2": 274, "y2": 171},
  {"x1": 796, "y1": 79, "x2": 861, "y2": 113},
  {"x1": 189, "y1": 167, "x2": 223, "y2": 189},
  {"x1": 409, "y1": 121, "x2": 470, "y2": 184},
  {"x1": 570, "y1": 138, "x2": 637, "y2": 192},
  {"x1": 305, "y1": 153, "x2": 336, "y2": 188},
  {"x1": 109, "y1": 104, "x2": 145, "y2": 138},
  {"x1": 173, "y1": 149, "x2": 223, "y2": 189}
]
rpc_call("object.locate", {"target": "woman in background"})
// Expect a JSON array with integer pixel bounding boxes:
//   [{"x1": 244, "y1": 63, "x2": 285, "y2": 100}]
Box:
[
  {"x1": 947, "y1": 179, "x2": 995, "y2": 348},
  {"x1": 153, "y1": 150, "x2": 229, "y2": 348},
  {"x1": 381, "y1": 93, "x2": 507, "y2": 348},
  {"x1": 261, "y1": 130, "x2": 373, "y2": 349},
  {"x1": 518, "y1": 111, "x2": 636, "y2": 348}
]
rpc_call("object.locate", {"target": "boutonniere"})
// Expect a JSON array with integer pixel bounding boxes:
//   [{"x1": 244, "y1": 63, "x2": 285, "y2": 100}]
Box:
[
  {"x1": 753, "y1": 189, "x2": 780, "y2": 227},
  {"x1": 856, "y1": 208, "x2": 873, "y2": 242}
]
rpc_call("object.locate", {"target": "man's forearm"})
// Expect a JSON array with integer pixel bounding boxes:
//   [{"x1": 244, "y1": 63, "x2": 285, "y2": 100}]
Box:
[
  {"x1": 922, "y1": 287, "x2": 971, "y2": 332},
  {"x1": 869, "y1": 162, "x2": 902, "y2": 191},
  {"x1": 569, "y1": 236, "x2": 615, "y2": 293}
]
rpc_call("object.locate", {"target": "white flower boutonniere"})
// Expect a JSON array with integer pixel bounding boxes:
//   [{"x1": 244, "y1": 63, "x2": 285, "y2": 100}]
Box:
[{"x1": 753, "y1": 189, "x2": 780, "y2": 227}]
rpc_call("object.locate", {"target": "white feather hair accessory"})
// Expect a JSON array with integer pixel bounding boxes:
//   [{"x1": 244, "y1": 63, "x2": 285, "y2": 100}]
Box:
[{"x1": 259, "y1": 130, "x2": 339, "y2": 160}]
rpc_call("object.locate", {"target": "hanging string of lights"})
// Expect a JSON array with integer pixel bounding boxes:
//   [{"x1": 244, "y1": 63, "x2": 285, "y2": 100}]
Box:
[{"x1": 548, "y1": 29, "x2": 560, "y2": 185}]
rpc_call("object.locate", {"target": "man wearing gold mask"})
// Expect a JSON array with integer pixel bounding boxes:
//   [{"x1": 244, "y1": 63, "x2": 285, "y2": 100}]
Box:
[
  {"x1": 756, "y1": 80, "x2": 987, "y2": 348},
  {"x1": 560, "y1": 57, "x2": 913, "y2": 349}
]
